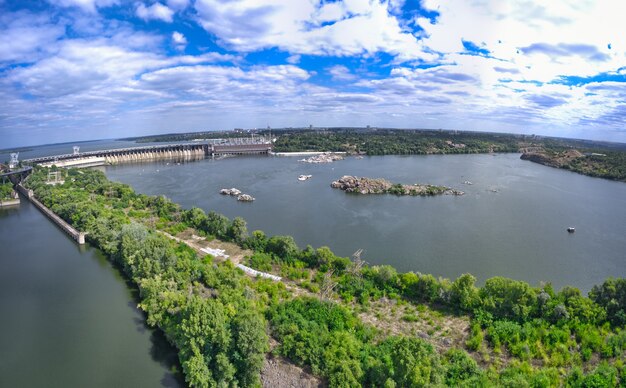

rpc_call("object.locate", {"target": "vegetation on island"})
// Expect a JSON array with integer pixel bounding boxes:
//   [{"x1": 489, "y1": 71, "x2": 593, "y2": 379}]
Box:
[
  {"x1": 330, "y1": 175, "x2": 463, "y2": 196},
  {"x1": 24, "y1": 166, "x2": 626, "y2": 387}
]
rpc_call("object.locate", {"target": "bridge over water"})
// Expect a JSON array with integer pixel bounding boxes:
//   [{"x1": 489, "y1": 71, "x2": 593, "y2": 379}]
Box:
[
  {"x1": 1, "y1": 166, "x2": 33, "y2": 184},
  {"x1": 22, "y1": 138, "x2": 273, "y2": 167}
]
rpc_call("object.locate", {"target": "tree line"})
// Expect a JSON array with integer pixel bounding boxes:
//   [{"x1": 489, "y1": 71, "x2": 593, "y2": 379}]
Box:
[{"x1": 25, "y1": 166, "x2": 626, "y2": 387}]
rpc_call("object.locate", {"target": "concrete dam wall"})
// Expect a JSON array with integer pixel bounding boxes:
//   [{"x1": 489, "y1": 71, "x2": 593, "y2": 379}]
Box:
[
  {"x1": 104, "y1": 147, "x2": 206, "y2": 165},
  {"x1": 23, "y1": 140, "x2": 272, "y2": 168}
]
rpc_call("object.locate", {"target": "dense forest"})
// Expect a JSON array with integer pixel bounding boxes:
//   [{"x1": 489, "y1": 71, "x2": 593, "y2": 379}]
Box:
[
  {"x1": 0, "y1": 182, "x2": 14, "y2": 200},
  {"x1": 25, "y1": 167, "x2": 626, "y2": 387},
  {"x1": 272, "y1": 129, "x2": 626, "y2": 182},
  {"x1": 123, "y1": 128, "x2": 626, "y2": 181},
  {"x1": 273, "y1": 129, "x2": 522, "y2": 155}
]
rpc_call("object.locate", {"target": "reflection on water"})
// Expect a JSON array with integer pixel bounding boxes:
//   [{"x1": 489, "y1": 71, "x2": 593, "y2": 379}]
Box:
[{"x1": 0, "y1": 199, "x2": 183, "y2": 387}]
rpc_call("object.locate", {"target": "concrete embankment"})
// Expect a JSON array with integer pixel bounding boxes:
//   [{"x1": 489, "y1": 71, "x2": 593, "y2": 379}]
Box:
[
  {"x1": 0, "y1": 198, "x2": 20, "y2": 207},
  {"x1": 15, "y1": 184, "x2": 85, "y2": 244},
  {"x1": 236, "y1": 264, "x2": 282, "y2": 281}
]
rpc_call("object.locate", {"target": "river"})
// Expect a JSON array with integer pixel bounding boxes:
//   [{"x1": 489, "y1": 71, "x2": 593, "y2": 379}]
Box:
[
  {"x1": 104, "y1": 153, "x2": 626, "y2": 292},
  {"x1": 1, "y1": 145, "x2": 625, "y2": 385},
  {"x1": 0, "y1": 199, "x2": 183, "y2": 387}
]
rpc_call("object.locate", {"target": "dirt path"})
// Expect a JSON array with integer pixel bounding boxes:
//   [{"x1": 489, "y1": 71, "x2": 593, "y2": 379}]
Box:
[
  {"x1": 261, "y1": 354, "x2": 325, "y2": 388},
  {"x1": 160, "y1": 227, "x2": 480, "y2": 383},
  {"x1": 160, "y1": 229, "x2": 251, "y2": 264}
]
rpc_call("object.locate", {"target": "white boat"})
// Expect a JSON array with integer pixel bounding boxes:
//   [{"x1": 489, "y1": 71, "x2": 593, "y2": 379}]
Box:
[
  {"x1": 567, "y1": 227, "x2": 575, "y2": 233},
  {"x1": 298, "y1": 175, "x2": 312, "y2": 181}
]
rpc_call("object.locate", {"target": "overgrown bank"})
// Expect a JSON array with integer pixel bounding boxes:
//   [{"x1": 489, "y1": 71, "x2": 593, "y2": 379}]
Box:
[
  {"x1": 273, "y1": 129, "x2": 626, "y2": 182},
  {"x1": 25, "y1": 166, "x2": 626, "y2": 387}
]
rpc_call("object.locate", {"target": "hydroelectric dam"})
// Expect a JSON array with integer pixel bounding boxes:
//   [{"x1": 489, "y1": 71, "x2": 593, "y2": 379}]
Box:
[
  {"x1": 4, "y1": 138, "x2": 272, "y2": 245},
  {"x1": 22, "y1": 138, "x2": 273, "y2": 168}
]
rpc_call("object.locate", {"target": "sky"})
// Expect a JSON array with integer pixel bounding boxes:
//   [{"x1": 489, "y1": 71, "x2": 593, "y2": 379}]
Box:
[{"x1": 1, "y1": 0, "x2": 625, "y2": 148}]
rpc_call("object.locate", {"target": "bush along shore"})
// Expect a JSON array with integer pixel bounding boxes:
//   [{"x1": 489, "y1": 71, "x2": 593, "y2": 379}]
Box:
[
  {"x1": 331, "y1": 175, "x2": 464, "y2": 196},
  {"x1": 25, "y1": 166, "x2": 626, "y2": 387}
]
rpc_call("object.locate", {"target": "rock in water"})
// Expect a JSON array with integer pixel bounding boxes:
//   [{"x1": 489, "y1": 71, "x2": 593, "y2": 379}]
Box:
[
  {"x1": 331, "y1": 175, "x2": 464, "y2": 196},
  {"x1": 237, "y1": 194, "x2": 255, "y2": 202}
]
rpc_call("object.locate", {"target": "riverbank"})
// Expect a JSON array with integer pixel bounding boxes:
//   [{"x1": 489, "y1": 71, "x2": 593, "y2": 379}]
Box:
[
  {"x1": 23, "y1": 166, "x2": 626, "y2": 387},
  {"x1": 521, "y1": 149, "x2": 626, "y2": 182}
]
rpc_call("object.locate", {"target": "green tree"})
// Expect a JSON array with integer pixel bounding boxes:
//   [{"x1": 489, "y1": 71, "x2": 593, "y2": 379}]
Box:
[
  {"x1": 203, "y1": 211, "x2": 230, "y2": 238},
  {"x1": 226, "y1": 217, "x2": 248, "y2": 245},
  {"x1": 450, "y1": 273, "x2": 481, "y2": 311},
  {"x1": 183, "y1": 207, "x2": 208, "y2": 229},
  {"x1": 480, "y1": 277, "x2": 537, "y2": 322},
  {"x1": 231, "y1": 309, "x2": 268, "y2": 386},
  {"x1": 266, "y1": 235, "x2": 299, "y2": 262},
  {"x1": 387, "y1": 337, "x2": 443, "y2": 386},
  {"x1": 590, "y1": 278, "x2": 626, "y2": 326}
]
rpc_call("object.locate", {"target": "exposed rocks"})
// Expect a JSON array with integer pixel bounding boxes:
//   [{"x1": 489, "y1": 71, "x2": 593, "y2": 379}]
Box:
[
  {"x1": 220, "y1": 187, "x2": 242, "y2": 196},
  {"x1": 237, "y1": 194, "x2": 255, "y2": 202},
  {"x1": 330, "y1": 175, "x2": 464, "y2": 196},
  {"x1": 445, "y1": 140, "x2": 466, "y2": 149},
  {"x1": 520, "y1": 149, "x2": 584, "y2": 168},
  {"x1": 261, "y1": 354, "x2": 325, "y2": 388},
  {"x1": 331, "y1": 176, "x2": 391, "y2": 194},
  {"x1": 299, "y1": 152, "x2": 344, "y2": 164},
  {"x1": 220, "y1": 188, "x2": 254, "y2": 202}
]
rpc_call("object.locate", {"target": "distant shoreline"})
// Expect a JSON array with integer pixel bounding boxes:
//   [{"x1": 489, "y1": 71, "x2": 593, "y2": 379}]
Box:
[{"x1": 271, "y1": 151, "x2": 347, "y2": 156}]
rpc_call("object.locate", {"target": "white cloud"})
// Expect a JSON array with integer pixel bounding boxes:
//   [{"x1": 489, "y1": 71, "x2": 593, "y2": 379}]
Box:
[
  {"x1": 328, "y1": 65, "x2": 356, "y2": 81},
  {"x1": 172, "y1": 31, "x2": 187, "y2": 49},
  {"x1": 47, "y1": 0, "x2": 119, "y2": 13},
  {"x1": 166, "y1": 0, "x2": 188, "y2": 10},
  {"x1": 0, "y1": 11, "x2": 65, "y2": 63},
  {"x1": 136, "y1": 2, "x2": 174, "y2": 23},
  {"x1": 194, "y1": 0, "x2": 434, "y2": 61},
  {"x1": 3, "y1": 0, "x2": 626, "y2": 146},
  {"x1": 418, "y1": 0, "x2": 626, "y2": 82},
  {"x1": 286, "y1": 54, "x2": 301, "y2": 64}
]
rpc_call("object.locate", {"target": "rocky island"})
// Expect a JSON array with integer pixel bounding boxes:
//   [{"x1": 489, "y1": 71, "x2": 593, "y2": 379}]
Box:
[
  {"x1": 220, "y1": 188, "x2": 255, "y2": 202},
  {"x1": 331, "y1": 175, "x2": 464, "y2": 196},
  {"x1": 299, "y1": 152, "x2": 344, "y2": 163}
]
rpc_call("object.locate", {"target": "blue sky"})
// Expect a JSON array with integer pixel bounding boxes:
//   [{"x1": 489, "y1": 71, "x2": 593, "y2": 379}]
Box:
[{"x1": 1, "y1": 0, "x2": 625, "y2": 148}]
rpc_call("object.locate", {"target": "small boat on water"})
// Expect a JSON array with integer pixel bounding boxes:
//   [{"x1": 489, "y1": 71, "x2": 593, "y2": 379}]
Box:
[
  {"x1": 567, "y1": 227, "x2": 575, "y2": 233},
  {"x1": 298, "y1": 175, "x2": 312, "y2": 181}
]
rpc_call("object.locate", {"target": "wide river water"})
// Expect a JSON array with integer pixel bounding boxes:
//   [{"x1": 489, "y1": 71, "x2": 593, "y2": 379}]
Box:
[
  {"x1": 1, "y1": 143, "x2": 625, "y2": 385},
  {"x1": 104, "y1": 152, "x2": 626, "y2": 292},
  {"x1": 0, "y1": 199, "x2": 183, "y2": 386}
]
